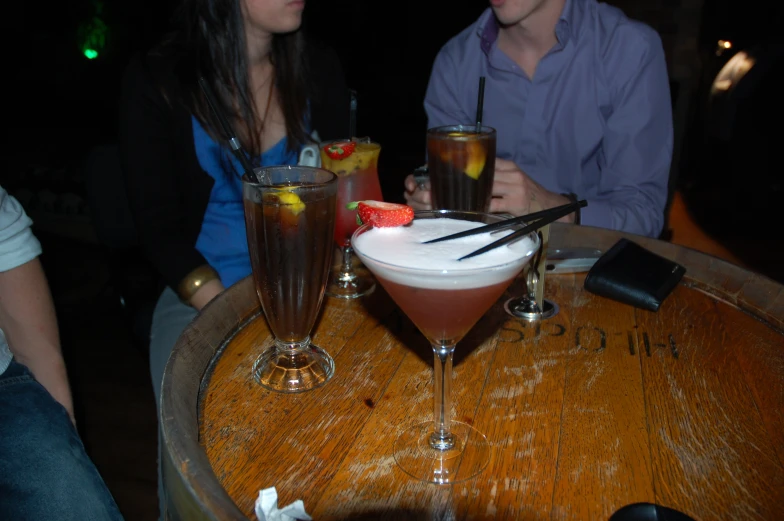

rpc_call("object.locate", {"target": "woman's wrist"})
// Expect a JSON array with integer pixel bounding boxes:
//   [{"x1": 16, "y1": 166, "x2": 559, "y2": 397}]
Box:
[
  {"x1": 188, "y1": 278, "x2": 225, "y2": 311},
  {"x1": 177, "y1": 265, "x2": 220, "y2": 303}
]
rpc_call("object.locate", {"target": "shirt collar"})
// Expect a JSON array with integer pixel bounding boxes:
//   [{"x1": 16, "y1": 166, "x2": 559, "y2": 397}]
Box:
[
  {"x1": 478, "y1": 0, "x2": 582, "y2": 54},
  {"x1": 479, "y1": 9, "x2": 499, "y2": 55},
  {"x1": 557, "y1": 0, "x2": 580, "y2": 45}
]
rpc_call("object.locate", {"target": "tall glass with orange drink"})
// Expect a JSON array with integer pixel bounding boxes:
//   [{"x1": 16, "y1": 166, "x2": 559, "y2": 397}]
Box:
[{"x1": 320, "y1": 138, "x2": 383, "y2": 299}]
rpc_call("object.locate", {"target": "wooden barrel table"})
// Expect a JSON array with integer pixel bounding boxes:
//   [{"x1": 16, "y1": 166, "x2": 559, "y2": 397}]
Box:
[{"x1": 161, "y1": 223, "x2": 784, "y2": 521}]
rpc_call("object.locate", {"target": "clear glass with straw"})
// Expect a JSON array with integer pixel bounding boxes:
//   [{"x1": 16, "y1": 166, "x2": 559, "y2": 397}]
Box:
[{"x1": 426, "y1": 77, "x2": 496, "y2": 213}]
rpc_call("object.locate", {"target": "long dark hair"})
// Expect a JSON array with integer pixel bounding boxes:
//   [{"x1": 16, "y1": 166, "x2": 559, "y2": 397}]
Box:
[{"x1": 162, "y1": 0, "x2": 311, "y2": 155}]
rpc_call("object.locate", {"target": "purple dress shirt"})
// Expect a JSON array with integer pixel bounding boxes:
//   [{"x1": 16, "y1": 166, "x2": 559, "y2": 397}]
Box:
[{"x1": 424, "y1": 0, "x2": 673, "y2": 237}]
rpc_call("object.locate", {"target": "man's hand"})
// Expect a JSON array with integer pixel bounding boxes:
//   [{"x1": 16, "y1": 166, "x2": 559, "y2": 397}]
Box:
[
  {"x1": 403, "y1": 174, "x2": 432, "y2": 211},
  {"x1": 489, "y1": 159, "x2": 575, "y2": 222},
  {"x1": 404, "y1": 159, "x2": 577, "y2": 223}
]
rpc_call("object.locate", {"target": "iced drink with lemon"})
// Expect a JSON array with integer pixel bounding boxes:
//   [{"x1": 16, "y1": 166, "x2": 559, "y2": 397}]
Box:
[
  {"x1": 242, "y1": 166, "x2": 338, "y2": 392},
  {"x1": 427, "y1": 125, "x2": 496, "y2": 212}
]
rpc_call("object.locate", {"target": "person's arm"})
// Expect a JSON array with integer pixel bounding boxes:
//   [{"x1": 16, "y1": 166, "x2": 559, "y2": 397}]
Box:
[
  {"x1": 0, "y1": 188, "x2": 73, "y2": 423},
  {"x1": 0, "y1": 258, "x2": 73, "y2": 423},
  {"x1": 489, "y1": 158, "x2": 577, "y2": 223},
  {"x1": 119, "y1": 53, "x2": 222, "y2": 308},
  {"x1": 578, "y1": 25, "x2": 673, "y2": 237},
  {"x1": 184, "y1": 275, "x2": 224, "y2": 311},
  {"x1": 488, "y1": 33, "x2": 672, "y2": 236}
]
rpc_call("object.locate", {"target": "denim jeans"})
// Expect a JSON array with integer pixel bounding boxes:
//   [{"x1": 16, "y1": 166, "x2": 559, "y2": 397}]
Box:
[{"x1": 0, "y1": 361, "x2": 125, "y2": 521}]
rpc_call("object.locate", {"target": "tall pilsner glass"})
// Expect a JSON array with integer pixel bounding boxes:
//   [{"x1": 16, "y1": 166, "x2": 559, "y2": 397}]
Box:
[
  {"x1": 353, "y1": 210, "x2": 540, "y2": 483},
  {"x1": 242, "y1": 166, "x2": 338, "y2": 393}
]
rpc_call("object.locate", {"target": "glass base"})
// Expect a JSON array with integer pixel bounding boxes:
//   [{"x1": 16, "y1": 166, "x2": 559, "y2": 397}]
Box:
[
  {"x1": 504, "y1": 296, "x2": 559, "y2": 321},
  {"x1": 325, "y1": 266, "x2": 376, "y2": 299},
  {"x1": 252, "y1": 343, "x2": 334, "y2": 393},
  {"x1": 393, "y1": 421, "x2": 490, "y2": 484}
]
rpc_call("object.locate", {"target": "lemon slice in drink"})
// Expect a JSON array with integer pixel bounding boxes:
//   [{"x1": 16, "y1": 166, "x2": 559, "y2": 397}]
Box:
[
  {"x1": 276, "y1": 187, "x2": 305, "y2": 215},
  {"x1": 441, "y1": 132, "x2": 486, "y2": 179},
  {"x1": 464, "y1": 142, "x2": 486, "y2": 180}
]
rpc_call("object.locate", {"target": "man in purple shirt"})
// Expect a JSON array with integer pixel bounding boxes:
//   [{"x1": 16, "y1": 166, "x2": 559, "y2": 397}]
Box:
[{"x1": 404, "y1": 0, "x2": 673, "y2": 237}]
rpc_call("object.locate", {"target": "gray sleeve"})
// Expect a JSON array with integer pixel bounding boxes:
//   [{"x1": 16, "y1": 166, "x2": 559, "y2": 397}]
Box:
[{"x1": 0, "y1": 186, "x2": 42, "y2": 272}]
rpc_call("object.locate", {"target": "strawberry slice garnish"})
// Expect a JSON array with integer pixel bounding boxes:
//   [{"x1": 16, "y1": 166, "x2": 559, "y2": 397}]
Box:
[
  {"x1": 347, "y1": 200, "x2": 415, "y2": 228},
  {"x1": 323, "y1": 141, "x2": 357, "y2": 159}
]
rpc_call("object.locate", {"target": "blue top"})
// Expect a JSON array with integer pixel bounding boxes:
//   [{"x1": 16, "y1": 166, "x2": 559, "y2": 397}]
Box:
[
  {"x1": 192, "y1": 117, "x2": 299, "y2": 288},
  {"x1": 424, "y1": 0, "x2": 673, "y2": 237}
]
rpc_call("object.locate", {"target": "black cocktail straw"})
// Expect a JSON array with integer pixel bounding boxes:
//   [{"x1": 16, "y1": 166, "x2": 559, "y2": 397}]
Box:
[
  {"x1": 458, "y1": 200, "x2": 587, "y2": 261},
  {"x1": 475, "y1": 76, "x2": 486, "y2": 133},
  {"x1": 423, "y1": 200, "x2": 586, "y2": 244},
  {"x1": 349, "y1": 89, "x2": 357, "y2": 139},
  {"x1": 198, "y1": 77, "x2": 260, "y2": 183}
]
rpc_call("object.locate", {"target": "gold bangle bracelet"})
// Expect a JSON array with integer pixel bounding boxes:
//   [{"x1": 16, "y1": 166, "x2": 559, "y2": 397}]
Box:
[{"x1": 177, "y1": 265, "x2": 220, "y2": 302}]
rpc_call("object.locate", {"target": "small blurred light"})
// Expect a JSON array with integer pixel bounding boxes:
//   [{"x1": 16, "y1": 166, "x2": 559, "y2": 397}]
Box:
[
  {"x1": 712, "y1": 79, "x2": 732, "y2": 91},
  {"x1": 711, "y1": 51, "x2": 755, "y2": 94},
  {"x1": 716, "y1": 39, "x2": 733, "y2": 56},
  {"x1": 83, "y1": 49, "x2": 99, "y2": 60}
]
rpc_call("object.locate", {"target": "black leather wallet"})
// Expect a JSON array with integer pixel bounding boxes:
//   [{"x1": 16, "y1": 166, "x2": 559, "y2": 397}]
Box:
[{"x1": 583, "y1": 239, "x2": 686, "y2": 312}]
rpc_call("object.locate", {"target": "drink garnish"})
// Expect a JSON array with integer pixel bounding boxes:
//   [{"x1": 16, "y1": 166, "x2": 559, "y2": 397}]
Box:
[
  {"x1": 347, "y1": 200, "x2": 414, "y2": 228},
  {"x1": 276, "y1": 186, "x2": 305, "y2": 215},
  {"x1": 323, "y1": 141, "x2": 357, "y2": 159},
  {"x1": 463, "y1": 142, "x2": 486, "y2": 180},
  {"x1": 437, "y1": 136, "x2": 487, "y2": 180}
]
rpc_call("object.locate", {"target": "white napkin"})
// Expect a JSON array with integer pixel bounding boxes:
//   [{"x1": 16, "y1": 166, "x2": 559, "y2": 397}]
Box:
[{"x1": 255, "y1": 487, "x2": 312, "y2": 521}]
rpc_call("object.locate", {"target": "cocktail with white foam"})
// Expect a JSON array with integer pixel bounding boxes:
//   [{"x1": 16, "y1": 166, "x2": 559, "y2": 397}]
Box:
[{"x1": 352, "y1": 210, "x2": 540, "y2": 484}]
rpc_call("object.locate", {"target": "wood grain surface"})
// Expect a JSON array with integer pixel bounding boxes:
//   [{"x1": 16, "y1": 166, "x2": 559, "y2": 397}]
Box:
[{"x1": 161, "y1": 224, "x2": 784, "y2": 521}]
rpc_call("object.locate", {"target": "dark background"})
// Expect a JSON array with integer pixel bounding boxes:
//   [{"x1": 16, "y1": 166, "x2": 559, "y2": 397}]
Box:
[
  {"x1": 5, "y1": 1, "x2": 784, "y2": 519},
  {"x1": 10, "y1": 0, "x2": 784, "y2": 192},
  {"x1": 11, "y1": 1, "x2": 490, "y2": 200},
  {"x1": 9, "y1": 0, "x2": 783, "y2": 213}
]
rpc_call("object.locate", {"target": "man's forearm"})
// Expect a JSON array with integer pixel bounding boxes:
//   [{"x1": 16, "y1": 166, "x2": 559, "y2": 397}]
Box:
[
  {"x1": 0, "y1": 258, "x2": 74, "y2": 420},
  {"x1": 578, "y1": 193, "x2": 665, "y2": 238}
]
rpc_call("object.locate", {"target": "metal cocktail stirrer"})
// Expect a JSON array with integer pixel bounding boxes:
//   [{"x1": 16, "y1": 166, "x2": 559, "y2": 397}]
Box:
[{"x1": 504, "y1": 225, "x2": 559, "y2": 321}]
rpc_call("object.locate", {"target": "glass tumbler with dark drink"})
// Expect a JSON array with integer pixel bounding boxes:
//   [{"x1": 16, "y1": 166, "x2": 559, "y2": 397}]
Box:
[
  {"x1": 242, "y1": 166, "x2": 338, "y2": 393},
  {"x1": 427, "y1": 125, "x2": 496, "y2": 212}
]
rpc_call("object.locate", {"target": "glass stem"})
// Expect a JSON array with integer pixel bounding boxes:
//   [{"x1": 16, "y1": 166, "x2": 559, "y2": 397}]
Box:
[
  {"x1": 338, "y1": 245, "x2": 356, "y2": 283},
  {"x1": 430, "y1": 343, "x2": 456, "y2": 451},
  {"x1": 274, "y1": 337, "x2": 311, "y2": 352}
]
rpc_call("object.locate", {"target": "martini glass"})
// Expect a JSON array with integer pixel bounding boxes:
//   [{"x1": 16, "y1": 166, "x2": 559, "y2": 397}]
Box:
[
  {"x1": 352, "y1": 210, "x2": 540, "y2": 483},
  {"x1": 242, "y1": 166, "x2": 338, "y2": 393}
]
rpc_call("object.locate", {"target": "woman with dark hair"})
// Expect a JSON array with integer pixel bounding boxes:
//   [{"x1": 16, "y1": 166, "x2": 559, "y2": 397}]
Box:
[{"x1": 119, "y1": 0, "x2": 348, "y2": 515}]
